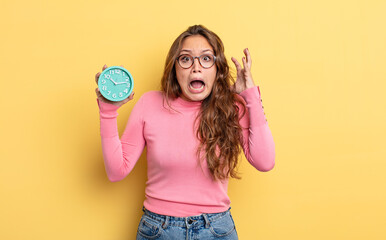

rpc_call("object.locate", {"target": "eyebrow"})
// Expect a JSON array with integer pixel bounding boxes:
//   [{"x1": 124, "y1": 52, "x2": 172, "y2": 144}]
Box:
[{"x1": 180, "y1": 49, "x2": 213, "y2": 53}]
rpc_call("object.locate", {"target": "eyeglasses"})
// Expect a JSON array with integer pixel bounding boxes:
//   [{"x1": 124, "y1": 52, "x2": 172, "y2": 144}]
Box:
[{"x1": 176, "y1": 54, "x2": 216, "y2": 69}]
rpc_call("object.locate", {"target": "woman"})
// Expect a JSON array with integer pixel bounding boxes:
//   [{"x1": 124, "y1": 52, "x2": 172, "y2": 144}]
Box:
[{"x1": 95, "y1": 25, "x2": 275, "y2": 239}]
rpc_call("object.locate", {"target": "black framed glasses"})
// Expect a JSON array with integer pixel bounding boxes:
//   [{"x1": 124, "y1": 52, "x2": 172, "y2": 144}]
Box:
[{"x1": 176, "y1": 54, "x2": 216, "y2": 69}]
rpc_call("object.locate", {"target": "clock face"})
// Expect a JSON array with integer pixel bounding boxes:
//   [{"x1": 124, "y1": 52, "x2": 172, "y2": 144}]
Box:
[{"x1": 98, "y1": 66, "x2": 134, "y2": 102}]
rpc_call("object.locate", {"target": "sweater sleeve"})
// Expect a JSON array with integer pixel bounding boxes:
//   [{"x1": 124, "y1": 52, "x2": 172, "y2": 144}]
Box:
[
  {"x1": 96, "y1": 97, "x2": 146, "y2": 182},
  {"x1": 238, "y1": 86, "x2": 275, "y2": 172}
]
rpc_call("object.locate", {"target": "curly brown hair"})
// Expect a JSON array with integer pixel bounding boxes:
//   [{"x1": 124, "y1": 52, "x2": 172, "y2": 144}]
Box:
[{"x1": 161, "y1": 25, "x2": 247, "y2": 182}]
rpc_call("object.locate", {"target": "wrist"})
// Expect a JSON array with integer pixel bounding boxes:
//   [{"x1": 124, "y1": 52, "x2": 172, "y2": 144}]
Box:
[
  {"x1": 246, "y1": 81, "x2": 256, "y2": 89},
  {"x1": 97, "y1": 98, "x2": 120, "y2": 113}
]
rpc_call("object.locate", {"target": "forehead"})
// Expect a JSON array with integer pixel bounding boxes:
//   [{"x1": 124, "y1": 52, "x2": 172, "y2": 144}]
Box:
[{"x1": 180, "y1": 35, "x2": 213, "y2": 53}]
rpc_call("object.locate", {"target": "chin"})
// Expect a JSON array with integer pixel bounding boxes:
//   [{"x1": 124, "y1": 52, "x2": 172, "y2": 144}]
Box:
[
  {"x1": 189, "y1": 92, "x2": 210, "y2": 101},
  {"x1": 191, "y1": 96, "x2": 205, "y2": 101}
]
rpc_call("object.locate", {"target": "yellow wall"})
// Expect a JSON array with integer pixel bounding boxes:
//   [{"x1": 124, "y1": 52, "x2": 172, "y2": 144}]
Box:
[{"x1": 1, "y1": 0, "x2": 385, "y2": 239}]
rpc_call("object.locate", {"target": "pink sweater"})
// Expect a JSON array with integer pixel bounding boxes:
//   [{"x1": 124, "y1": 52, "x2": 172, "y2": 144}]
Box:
[{"x1": 97, "y1": 86, "x2": 275, "y2": 217}]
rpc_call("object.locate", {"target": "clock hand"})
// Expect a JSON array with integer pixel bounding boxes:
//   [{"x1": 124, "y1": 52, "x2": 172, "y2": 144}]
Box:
[{"x1": 109, "y1": 77, "x2": 118, "y2": 85}]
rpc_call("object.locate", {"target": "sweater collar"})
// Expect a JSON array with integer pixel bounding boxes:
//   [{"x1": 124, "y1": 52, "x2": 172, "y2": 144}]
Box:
[{"x1": 172, "y1": 96, "x2": 202, "y2": 109}]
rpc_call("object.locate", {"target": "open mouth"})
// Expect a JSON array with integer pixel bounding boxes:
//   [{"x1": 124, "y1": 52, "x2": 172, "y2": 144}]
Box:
[{"x1": 189, "y1": 80, "x2": 205, "y2": 90}]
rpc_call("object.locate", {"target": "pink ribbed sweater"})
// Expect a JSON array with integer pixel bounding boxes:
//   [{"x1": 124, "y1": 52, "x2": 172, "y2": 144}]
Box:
[{"x1": 97, "y1": 86, "x2": 275, "y2": 217}]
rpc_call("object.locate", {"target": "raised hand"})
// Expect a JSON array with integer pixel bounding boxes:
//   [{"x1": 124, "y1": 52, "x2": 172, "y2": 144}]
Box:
[
  {"x1": 231, "y1": 48, "x2": 256, "y2": 94},
  {"x1": 95, "y1": 64, "x2": 135, "y2": 108}
]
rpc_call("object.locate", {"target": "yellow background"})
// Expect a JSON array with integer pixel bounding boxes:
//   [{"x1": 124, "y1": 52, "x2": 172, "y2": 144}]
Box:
[{"x1": 1, "y1": 0, "x2": 385, "y2": 239}]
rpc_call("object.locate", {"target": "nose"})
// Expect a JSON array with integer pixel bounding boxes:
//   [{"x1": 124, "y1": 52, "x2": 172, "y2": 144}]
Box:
[{"x1": 191, "y1": 57, "x2": 202, "y2": 72}]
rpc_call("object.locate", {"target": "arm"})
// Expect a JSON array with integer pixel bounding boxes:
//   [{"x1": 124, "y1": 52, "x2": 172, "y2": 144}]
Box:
[
  {"x1": 231, "y1": 48, "x2": 275, "y2": 172},
  {"x1": 97, "y1": 97, "x2": 146, "y2": 181},
  {"x1": 238, "y1": 86, "x2": 275, "y2": 172}
]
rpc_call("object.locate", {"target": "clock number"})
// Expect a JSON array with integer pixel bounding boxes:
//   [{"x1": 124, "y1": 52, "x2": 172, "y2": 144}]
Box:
[
  {"x1": 115, "y1": 69, "x2": 121, "y2": 74},
  {"x1": 124, "y1": 89, "x2": 128, "y2": 93},
  {"x1": 125, "y1": 77, "x2": 129, "y2": 82},
  {"x1": 102, "y1": 86, "x2": 107, "y2": 91},
  {"x1": 112, "y1": 93, "x2": 116, "y2": 98},
  {"x1": 104, "y1": 74, "x2": 110, "y2": 79},
  {"x1": 110, "y1": 70, "x2": 114, "y2": 75},
  {"x1": 101, "y1": 79, "x2": 106, "y2": 84},
  {"x1": 119, "y1": 92, "x2": 123, "y2": 97},
  {"x1": 107, "y1": 91, "x2": 111, "y2": 95}
]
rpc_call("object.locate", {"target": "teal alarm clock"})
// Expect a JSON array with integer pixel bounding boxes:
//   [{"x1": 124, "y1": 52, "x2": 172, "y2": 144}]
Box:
[{"x1": 98, "y1": 66, "x2": 134, "y2": 102}]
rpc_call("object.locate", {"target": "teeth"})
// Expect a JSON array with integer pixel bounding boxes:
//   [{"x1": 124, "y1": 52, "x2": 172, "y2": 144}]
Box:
[{"x1": 189, "y1": 83, "x2": 204, "y2": 90}]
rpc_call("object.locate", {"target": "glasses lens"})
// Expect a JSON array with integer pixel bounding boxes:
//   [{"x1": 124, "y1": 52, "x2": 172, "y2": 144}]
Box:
[
  {"x1": 178, "y1": 55, "x2": 193, "y2": 68},
  {"x1": 200, "y1": 54, "x2": 215, "y2": 68}
]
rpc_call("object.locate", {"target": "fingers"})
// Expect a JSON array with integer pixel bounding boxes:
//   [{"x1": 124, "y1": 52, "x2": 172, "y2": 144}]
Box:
[
  {"x1": 120, "y1": 92, "x2": 135, "y2": 105},
  {"x1": 244, "y1": 48, "x2": 252, "y2": 69},
  {"x1": 95, "y1": 88, "x2": 102, "y2": 97},
  {"x1": 129, "y1": 91, "x2": 135, "y2": 99},
  {"x1": 118, "y1": 92, "x2": 135, "y2": 106},
  {"x1": 232, "y1": 48, "x2": 252, "y2": 72},
  {"x1": 95, "y1": 72, "x2": 100, "y2": 84},
  {"x1": 95, "y1": 64, "x2": 108, "y2": 84},
  {"x1": 242, "y1": 56, "x2": 247, "y2": 71},
  {"x1": 231, "y1": 57, "x2": 242, "y2": 73}
]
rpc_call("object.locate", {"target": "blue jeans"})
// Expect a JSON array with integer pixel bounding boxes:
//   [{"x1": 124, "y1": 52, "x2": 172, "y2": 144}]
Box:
[{"x1": 136, "y1": 206, "x2": 239, "y2": 240}]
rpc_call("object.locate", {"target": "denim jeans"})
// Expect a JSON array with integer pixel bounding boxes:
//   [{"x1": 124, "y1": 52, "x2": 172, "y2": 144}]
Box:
[{"x1": 136, "y1": 206, "x2": 239, "y2": 240}]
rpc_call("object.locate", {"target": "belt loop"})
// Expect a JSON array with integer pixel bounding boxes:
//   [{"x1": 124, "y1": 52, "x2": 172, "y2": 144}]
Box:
[
  {"x1": 162, "y1": 216, "x2": 169, "y2": 229},
  {"x1": 202, "y1": 213, "x2": 210, "y2": 228}
]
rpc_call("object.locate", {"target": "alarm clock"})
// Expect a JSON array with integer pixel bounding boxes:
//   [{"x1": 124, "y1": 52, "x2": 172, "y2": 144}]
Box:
[{"x1": 98, "y1": 66, "x2": 134, "y2": 102}]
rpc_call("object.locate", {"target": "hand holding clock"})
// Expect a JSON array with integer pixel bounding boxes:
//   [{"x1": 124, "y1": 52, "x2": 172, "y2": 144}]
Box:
[{"x1": 95, "y1": 64, "x2": 135, "y2": 108}]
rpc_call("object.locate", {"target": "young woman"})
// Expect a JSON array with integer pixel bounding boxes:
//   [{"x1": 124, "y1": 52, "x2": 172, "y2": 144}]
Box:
[{"x1": 95, "y1": 25, "x2": 275, "y2": 240}]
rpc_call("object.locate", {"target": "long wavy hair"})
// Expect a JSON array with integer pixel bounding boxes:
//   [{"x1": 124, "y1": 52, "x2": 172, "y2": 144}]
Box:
[{"x1": 161, "y1": 25, "x2": 246, "y2": 182}]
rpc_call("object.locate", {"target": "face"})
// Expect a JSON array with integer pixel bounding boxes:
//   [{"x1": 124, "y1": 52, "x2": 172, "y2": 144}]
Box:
[{"x1": 175, "y1": 35, "x2": 217, "y2": 102}]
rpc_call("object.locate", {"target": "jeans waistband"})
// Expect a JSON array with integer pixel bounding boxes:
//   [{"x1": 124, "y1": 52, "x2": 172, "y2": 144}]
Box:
[{"x1": 141, "y1": 206, "x2": 232, "y2": 229}]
